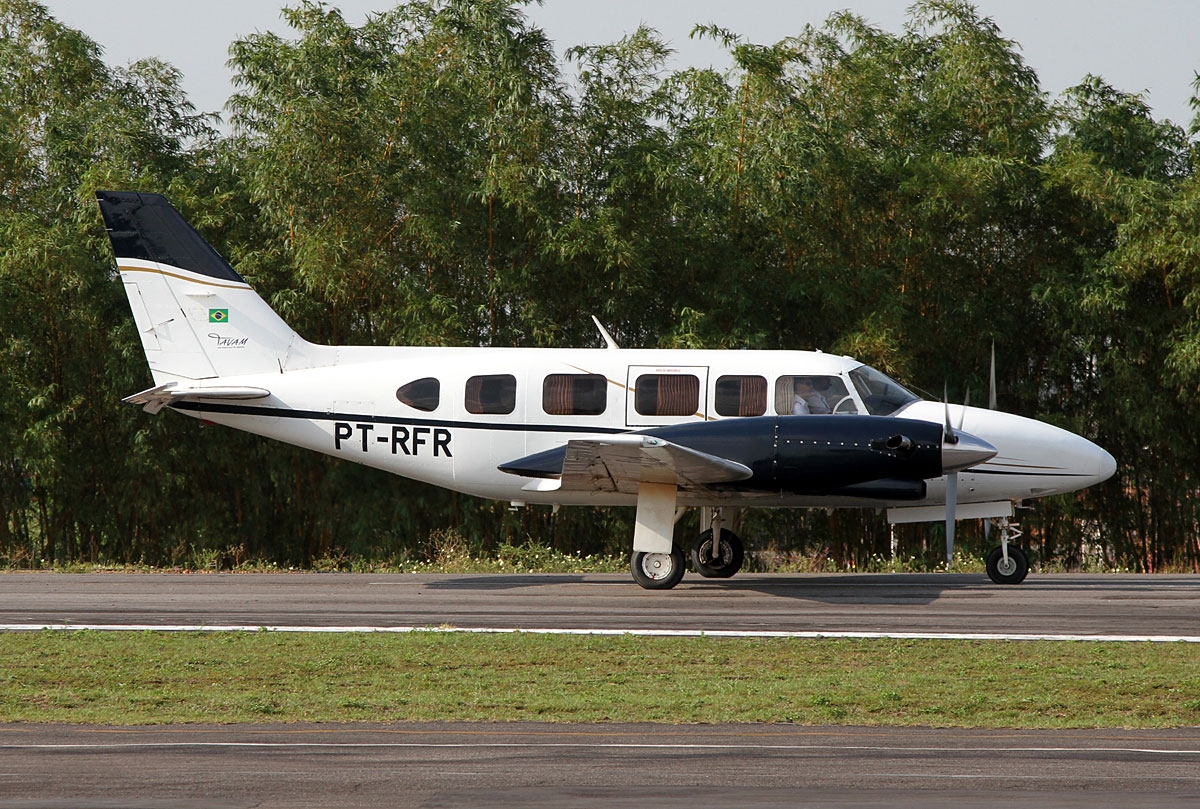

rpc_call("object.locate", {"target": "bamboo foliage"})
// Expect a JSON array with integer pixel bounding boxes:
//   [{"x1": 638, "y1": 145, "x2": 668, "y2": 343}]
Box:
[{"x1": 2, "y1": 0, "x2": 1199, "y2": 570}]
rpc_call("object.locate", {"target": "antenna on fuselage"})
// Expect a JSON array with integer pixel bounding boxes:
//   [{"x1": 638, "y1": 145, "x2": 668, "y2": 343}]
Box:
[{"x1": 591, "y1": 316, "x2": 620, "y2": 350}]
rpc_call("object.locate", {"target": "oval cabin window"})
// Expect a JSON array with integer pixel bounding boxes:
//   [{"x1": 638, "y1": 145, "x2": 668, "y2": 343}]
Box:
[{"x1": 396, "y1": 377, "x2": 440, "y2": 412}]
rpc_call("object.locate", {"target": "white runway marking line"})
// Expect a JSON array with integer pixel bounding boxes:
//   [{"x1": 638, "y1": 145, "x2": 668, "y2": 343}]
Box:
[{"x1": 3, "y1": 624, "x2": 1200, "y2": 642}]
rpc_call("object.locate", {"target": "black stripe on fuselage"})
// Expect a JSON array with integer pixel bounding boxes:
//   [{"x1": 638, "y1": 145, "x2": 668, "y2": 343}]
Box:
[
  {"x1": 169, "y1": 400, "x2": 630, "y2": 435},
  {"x1": 972, "y1": 468, "x2": 1092, "y2": 478}
]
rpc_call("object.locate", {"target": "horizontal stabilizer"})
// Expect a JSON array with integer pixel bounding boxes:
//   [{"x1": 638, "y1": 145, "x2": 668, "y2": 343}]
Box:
[{"x1": 123, "y1": 383, "x2": 271, "y2": 415}]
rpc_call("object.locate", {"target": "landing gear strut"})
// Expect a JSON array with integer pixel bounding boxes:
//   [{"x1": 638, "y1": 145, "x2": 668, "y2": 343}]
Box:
[
  {"x1": 691, "y1": 507, "x2": 745, "y2": 578},
  {"x1": 629, "y1": 506, "x2": 747, "y2": 589},
  {"x1": 985, "y1": 518, "x2": 1028, "y2": 584},
  {"x1": 692, "y1": 528, "x2": 745, "y2": 578}
]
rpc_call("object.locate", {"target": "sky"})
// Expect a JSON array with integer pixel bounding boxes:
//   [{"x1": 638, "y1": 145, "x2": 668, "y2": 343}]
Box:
[{"x1": 42, "y1": 0, "x2": 1200, "y2": 132}]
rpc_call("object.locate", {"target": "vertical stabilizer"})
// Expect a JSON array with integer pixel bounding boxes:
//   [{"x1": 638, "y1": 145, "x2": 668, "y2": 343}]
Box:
[{"x1": 96, "y1": 191, "x2": 314, "y2": 384}]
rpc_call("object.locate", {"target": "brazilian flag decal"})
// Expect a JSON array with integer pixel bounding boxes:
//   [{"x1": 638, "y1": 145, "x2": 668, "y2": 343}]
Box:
[{"x1": 209, "y1": 309, "x2": 229, "y2": 323}]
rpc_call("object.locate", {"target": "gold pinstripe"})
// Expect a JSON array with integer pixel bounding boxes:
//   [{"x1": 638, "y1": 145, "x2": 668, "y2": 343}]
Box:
[{"x1": 117, "y1": 263, "x2": 250, "y2": 291}]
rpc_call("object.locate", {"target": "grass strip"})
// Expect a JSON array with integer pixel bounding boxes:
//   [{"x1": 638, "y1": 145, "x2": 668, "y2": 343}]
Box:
[{"x1": 2, "y1": 631, "x2": 1199, "y2": 727}]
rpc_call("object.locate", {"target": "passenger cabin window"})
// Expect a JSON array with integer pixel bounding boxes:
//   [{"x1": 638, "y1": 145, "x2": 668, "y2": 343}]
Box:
[
  {"x1": 465, "y1": 374, "x2": 516, "y2": 415},
  {"x1": 634, "y1": 374, "x2": 700, "y2": 417},
  {"x1": 775, "y1": 375, "x2": 858, "y2": 415},
  {"x1": 714, "y1": 375, "x2": 767, "y2": 417},
  {"x1": 542, "y1": 373, "x2": 607, "y2": 416},
  {"x1": 395, "y1": 377, "x2": 440, "y2": 412}
]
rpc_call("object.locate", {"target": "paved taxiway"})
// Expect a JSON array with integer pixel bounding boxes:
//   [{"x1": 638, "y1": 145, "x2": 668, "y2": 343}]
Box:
[
  {"x1": 3, "y1": 722, "x2": 1200, "y2": 808},
  {"x1": 1, "y1": 571, "x2": 1198, "y2": 636},
  {"x1": 3, "y1": 572, "x2": 1198, "y2": 807}
]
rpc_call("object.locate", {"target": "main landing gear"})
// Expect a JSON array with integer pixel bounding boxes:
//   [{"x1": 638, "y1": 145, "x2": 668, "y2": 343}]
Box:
[
  {"x1": 985, "y1": 518, "x2": 1028, "y2": 584},
  {"x1": 630, "y1": 507, "x2": 745, "y2": 590},
  {"x1": 629, "y1": 510, "x2": 1031, "y2": 589},
  {"x1": 631, "y1": 545, "x2": 687, "y2": 590},
  {"x1": 692, "y1": 528, "x2": 745, "y2": 578}
]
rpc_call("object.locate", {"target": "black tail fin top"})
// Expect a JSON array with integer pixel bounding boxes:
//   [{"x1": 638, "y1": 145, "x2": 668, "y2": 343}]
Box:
[{"x1": 95, "y1": 191, "x2": 245, "y2": 284}]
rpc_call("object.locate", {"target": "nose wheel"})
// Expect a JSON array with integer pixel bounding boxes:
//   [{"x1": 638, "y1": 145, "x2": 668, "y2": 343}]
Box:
[{"x1": 985, "y1": 518, "x2": 1028, "y2": 584}]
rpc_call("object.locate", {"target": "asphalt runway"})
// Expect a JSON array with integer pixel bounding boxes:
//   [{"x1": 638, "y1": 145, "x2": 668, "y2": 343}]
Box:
[
  {"x1": 3, "y1": 572, "x2": 1199, "y2": 807},
  {"x1": 1, "y1": 571, "x2": 1198, "y2": 637},
  {"x1": 2, "y1": 722, "x2": 1200, "y2": 808}
]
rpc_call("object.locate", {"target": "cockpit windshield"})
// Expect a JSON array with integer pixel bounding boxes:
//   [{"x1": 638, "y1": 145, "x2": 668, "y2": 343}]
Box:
[{"x1": 848, "y1": 365, "x2": 920, "y2": 416}]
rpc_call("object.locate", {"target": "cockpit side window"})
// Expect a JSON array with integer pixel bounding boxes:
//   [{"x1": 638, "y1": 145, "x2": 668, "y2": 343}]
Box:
[
  {"x1": 848, "y1": 366, "x2": 919, "y2": 415},
  {"x1": 775, "y1": 375, "x2": 857, "y2": 415}
]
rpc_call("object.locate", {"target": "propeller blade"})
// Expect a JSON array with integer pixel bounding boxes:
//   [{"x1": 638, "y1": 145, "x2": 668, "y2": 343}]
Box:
[
  {"x1": 989, "y1": 342, "x2": 997, "y2": 411},
  {"x1": 945, "y1": 471, "x2": 958, "y2": 568},
  {"x1": 943, "y1": 384, "x2": 957, "y2": 444}
]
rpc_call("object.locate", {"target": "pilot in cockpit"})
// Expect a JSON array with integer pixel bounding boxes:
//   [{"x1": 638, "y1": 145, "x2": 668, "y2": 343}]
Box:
[{"x1": 792, "y1": 377, "x2": 832, "y2": 415}]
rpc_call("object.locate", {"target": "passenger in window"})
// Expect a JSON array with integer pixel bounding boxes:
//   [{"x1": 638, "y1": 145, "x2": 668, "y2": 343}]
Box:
[{"x1": 792, "y1": 377, "x2": 831, "y2": 415}]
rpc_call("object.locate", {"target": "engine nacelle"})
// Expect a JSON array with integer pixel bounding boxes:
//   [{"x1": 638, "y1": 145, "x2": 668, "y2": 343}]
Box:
[
  {"x1": 643, "y1": 416, "x2": 946, "y2": 495},
  {"x1": 500, "y1": 415, "x2": 995, "y2": 500}
]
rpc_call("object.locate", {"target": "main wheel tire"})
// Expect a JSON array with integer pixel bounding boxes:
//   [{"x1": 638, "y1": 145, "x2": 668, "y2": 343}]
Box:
[
  {"x1": 631, "y1": 544, "x2": 687, "y2": 590},
  {"x1": 691, "y1": 528, "x2": 745, "y2": 579},
  {"x1": 986, "y1": 545, "x2": 1029, "y2": 585}
]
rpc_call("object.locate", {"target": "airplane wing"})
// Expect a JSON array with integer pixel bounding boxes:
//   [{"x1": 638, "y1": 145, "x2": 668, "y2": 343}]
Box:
[
  {"x1": 124, "y1": 382, "x2": 271, "y2": 414},
  {"x1": 501, "y1": 434, "x2": 753, "y2": 495}
]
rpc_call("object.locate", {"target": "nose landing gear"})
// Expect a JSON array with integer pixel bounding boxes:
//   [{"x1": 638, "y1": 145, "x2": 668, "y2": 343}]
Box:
[{"x1": 985, "y1": 518, "x2": 1028, "y2": 584}]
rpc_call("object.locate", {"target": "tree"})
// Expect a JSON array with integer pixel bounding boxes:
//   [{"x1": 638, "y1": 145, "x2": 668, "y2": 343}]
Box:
[
  {"x1": 1038, "y1": 75, "x2": 1198, "y2": 570},
  {"x1": 4, "y1": 0, "x2": 1197, "y2": 571},
  {"x1": 0, "y1": 0, "x2": 220, "y2": 564}
]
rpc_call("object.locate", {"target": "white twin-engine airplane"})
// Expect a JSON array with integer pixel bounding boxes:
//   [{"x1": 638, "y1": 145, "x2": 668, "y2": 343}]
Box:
[{"x1": 96, "y1": 191, "x2": 1116, "y2": 589}]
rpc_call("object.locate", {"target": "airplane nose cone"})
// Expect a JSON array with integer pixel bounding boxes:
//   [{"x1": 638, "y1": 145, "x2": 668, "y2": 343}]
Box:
[
  {"x1": 1051, "y1": 429, "x2": 1117, "y2": 488},
  {"x1": 1088, "y1": 442, "x2": 1117, "y2": 484},
  {"x1": 1034, "y1": 432, "x2": 1116, "y2": 495},
  {"x1": 942, "y1": 431, "x2": 997, "y2": 473}
]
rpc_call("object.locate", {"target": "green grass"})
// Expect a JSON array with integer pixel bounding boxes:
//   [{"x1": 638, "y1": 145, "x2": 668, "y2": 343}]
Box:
[
  {"x1": 0, "y1": 524, "x2": 1161, "y2": 574},
  {"x1": 0, "y1": 547, "x2": 1137, "y2": 575},
  {"x1": 2, "y1": 631, "x2": 1198, "y2": 728}
]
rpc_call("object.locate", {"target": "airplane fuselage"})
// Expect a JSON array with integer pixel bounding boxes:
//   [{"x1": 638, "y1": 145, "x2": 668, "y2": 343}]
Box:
[{"x1": 167, "y1": 345, "x2": 1115, "y2": 512}]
